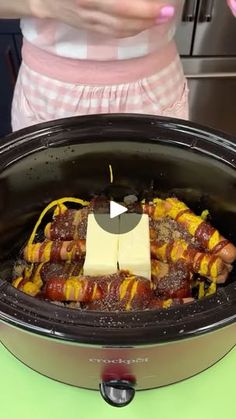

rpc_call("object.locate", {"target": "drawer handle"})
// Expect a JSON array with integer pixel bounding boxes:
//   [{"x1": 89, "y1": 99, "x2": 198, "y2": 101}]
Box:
[
  {"x1": 200, "y1": 0, "x2": 214, "y2": 22},
  {"x1": 186, "y1": 72, "x2": 236, "y2": 78},
  {"x1": 182, "y1": 0, "x2": 198, "y2": 22}
]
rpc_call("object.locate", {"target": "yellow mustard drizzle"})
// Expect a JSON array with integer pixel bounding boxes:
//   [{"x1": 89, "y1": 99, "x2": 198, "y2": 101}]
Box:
[
  {"x1": 27, "y1": 243, "x2": 41, "y2": 262},
  {"x1": 119, "y1": 277, "x2": 132, "y2": 301},
  {"x1": 27, "y1": 197, "x2": 89, "y2": 247},
  {"x1": 210, "y1": 260, "x2": 218, "y2": 279},
  {"x1": 199, "y1": 255, "x2": 210, "y2": 277},
  {"x1": 43, "y1": 241, "x2": 53, "y2": 262},
  {"x1": 22, "y1": 281, "x2": 40, "y2": 296},
  {"x1": 179, "y1": 213, "x2": 202, "y2": 236},
  {"x1": 66, "y1": 243, "x2": 74, "y2": 262},
  {"x1": 73, "y1": 279, "x2": 82, "y2": 301},
  {"x1": 153, "y1": 198, "x2": 162, "y2": 205},
  {"x1": 208, "y1": 230, "x2": 221, "y2": 250},
  {"x1": 170, "y1": 240, "x2": 187, "y2": 263},
  {"x1": 153, "y1": 199, "x2": 166, "y2": 219},
  {"x1": 165, "y1": 198, "x2": 203, "y2": 236},
  {"x1": 109, "y1": 164, "x2": 114, "y2": 184},
  {"x1": 125, "y1": 279, "x2": 138, "y2": 311},
  {"x1": 32, "y1": 262, "x2": 44, "y2": 288},
  {"x1": 73, "y1": 208, "x2": 82, "y2": 225},
  {"x1": 12, "y1": 277, "x2": 23, "y2": 288},
  {"x1": 65, "y1": 279, "x2": 74, "y2": 300},
  {"x1": 155, "y1": 243, "x2": 167, "y2": 261},
  {"x1": 198, "y1": 282, "x2": 205, "y2": 299},
  {"x1": 205, "y1": 282, "x2": 217, "y2": 296},
  {"x1": 163, "y1": 299, "x2": 173, "y2": 309},
  {"x1": 44, "y1": 222, "x2": 52, "y2": 238},
  {"x1": 53, "y1": 203, "x2": 68, "y2": 217},
  {"x1": 91, "y1": 283, "x2": 98, "y2": 300},
  {"x1": 24, "y1": 263, "x2": 34, "y2": 279},
  {"x1": 165, "y1": 198, "x2": 187, "y2": 219},
  {"x1": 201, "y1": 209, "x2": 209, "y2": 221}
]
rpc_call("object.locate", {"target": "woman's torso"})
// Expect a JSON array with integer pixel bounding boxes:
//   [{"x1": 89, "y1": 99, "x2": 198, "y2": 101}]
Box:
[{"x1": 21, "y1": 0, "x2": 184, "y2": 61}]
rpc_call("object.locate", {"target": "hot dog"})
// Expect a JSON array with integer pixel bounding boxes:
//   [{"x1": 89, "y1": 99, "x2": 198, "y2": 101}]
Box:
[
  {"x1": 24, "y1": 240, "x2": 86, "y2": 263},
  {"x1": 151, "y1": 239, "x2": 230, "y2": 283},
  {"x1": 43, "y1": 272, "x2": 155, "y2": 311},
  {"x1": 143, "y1": 197, "x2": 236, "y2": 263}
]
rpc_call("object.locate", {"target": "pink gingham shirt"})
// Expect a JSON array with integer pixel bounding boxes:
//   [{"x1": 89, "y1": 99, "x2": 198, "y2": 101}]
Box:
[{"x1": 21, "y1": 1, "x2": 184, "y2": 62}]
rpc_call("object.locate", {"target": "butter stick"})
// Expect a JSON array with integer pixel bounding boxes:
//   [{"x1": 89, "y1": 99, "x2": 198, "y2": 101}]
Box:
[
  {"x1": 118, "y1": 214, "x2": 151, "y2": 280},
  {"x1": 83, "y1": 214, "x2": 119, "y2": 276}
]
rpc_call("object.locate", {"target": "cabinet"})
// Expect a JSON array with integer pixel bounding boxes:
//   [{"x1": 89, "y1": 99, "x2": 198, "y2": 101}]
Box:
[{"x1": 0, "y1": 20, "x2": 21, "y2": 138}]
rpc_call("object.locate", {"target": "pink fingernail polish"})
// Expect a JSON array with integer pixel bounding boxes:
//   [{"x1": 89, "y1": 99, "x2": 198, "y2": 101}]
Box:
[
  {"x1": 156, "y1": 5, "x2": 175, "y2": 24},
  {"x1": 228, "y1": 0, "x2": 236, "y2": 16},
  {"x1": 160, "y1": 5, "x2": 175, "y2": 18}
]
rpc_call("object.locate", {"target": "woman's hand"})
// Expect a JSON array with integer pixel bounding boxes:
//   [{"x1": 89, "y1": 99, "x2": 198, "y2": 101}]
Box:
[
  {"x1": 33, "y1": 0, "x2": 175, "y2": 38},
  {"x1": 227, "y1": 0, "x2": 236, "y2": 16}
]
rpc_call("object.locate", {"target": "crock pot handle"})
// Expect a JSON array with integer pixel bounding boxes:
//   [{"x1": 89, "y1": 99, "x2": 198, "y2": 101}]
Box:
[{"x1": 99, "y1": 380, "x2": 135, "y2": 407}]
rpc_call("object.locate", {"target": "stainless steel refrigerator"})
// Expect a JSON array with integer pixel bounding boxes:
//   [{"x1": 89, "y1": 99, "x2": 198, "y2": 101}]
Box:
[{"x1": 175, "y1": 0, "x2": 236, "y2": 136}]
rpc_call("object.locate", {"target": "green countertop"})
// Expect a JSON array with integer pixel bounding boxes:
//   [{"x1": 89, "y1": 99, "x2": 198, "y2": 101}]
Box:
[{"x1": 1, "y1": 343, "x2": 235, "y2": 419}]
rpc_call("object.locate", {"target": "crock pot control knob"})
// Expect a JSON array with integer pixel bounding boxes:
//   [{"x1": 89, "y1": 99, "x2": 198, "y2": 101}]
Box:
[{"x1": 99, "y1": 380, "x2": 135, "y2": 407}]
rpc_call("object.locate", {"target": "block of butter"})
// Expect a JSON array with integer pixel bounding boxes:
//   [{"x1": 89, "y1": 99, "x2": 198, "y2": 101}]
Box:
[
  {"x1": 118, "y1": 214, "x2": 151, "y2": 280},
  {"x1": 83, "y1": 214, "x2": 119, "y2": 276}
]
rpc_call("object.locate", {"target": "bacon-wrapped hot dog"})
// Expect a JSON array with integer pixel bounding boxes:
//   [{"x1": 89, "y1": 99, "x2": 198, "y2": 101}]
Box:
[
  {"x1": 13, "y1": 272, "x2": 194, "y2": 311},
  {"x1": 44, "y1": 272, "x2": 155, "y2": 311},
  {"x1": 144, "y1": 197, "x2": 236, "y2": 263},
  {"x1": 45, "y1": 207, "x2": 89, "y2": 241},
  {"x1": 151, "y1": 259, "x2": 192, "y2": 299},
  {"x1": 151, "y1": 239, "x2": 230, "y2": 283},
  {"x1": 25, "y1": 261, "x2": 84, "y2": 284},
  {"x1": 44, "y1": 197, "x2": 109, "y2": 241},
  {"x1": 24, "y1": 240, "x2": 86, "y2": 263}
]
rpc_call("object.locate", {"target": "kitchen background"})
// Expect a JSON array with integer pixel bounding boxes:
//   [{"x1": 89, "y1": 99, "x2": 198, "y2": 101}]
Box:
[{"x1": 0, "y1": 0, "x2": 236, "y2": 138}]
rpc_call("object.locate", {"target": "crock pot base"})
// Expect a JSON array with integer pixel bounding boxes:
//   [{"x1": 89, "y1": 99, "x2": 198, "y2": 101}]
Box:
[{"x1": 1, "y1": 321, "x2": 235, "y2": 390}]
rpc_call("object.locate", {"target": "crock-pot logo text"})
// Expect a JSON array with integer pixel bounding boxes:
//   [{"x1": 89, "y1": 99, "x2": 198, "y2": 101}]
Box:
[{"x1": 89, "y1": 358, "x2": 149, "y2": 365}]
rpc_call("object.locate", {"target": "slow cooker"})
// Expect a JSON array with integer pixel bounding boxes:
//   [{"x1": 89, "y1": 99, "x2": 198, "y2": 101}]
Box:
[{"x1": 0, "y1": 114, "x2": 235, "y2": 407}]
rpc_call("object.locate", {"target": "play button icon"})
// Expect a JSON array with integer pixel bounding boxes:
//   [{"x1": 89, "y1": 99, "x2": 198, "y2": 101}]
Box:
[
  {"x1": 110, "y1": 201, "x2": 127, "y2": 219},
  {"x1": 93, "y1": 198, "x2": 142, "y2": 235}
]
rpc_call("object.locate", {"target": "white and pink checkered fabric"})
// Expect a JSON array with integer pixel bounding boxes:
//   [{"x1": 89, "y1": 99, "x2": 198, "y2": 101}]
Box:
[
  {"x1": 21, "y1": 0, "x2": 184, "y2": 62},
  {"x1": 12, "y1": 56, "x2": 188, "y2": 131}
]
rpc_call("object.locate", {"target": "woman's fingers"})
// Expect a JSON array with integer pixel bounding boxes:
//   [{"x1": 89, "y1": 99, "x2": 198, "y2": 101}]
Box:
[
  {"x1": 77, "y1": 8, "x2": 155, "y2": 37},
  {"x1": 77, "y1": 0, "x2": 175, "y2": 21},
  {"x1": 37, "y1": 0, "x2": 176, "y2": 37}
]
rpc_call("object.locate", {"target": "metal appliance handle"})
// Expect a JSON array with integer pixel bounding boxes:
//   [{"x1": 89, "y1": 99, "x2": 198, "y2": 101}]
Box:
[
  {"x1": 99, "y1": 380, "x2": 135, "y2": 407},
  {"x1": 182, "y1": 0, "x2": 198, "y2": 22},
  {"x1": 186, "y1": 72, "x2": 236, "y2": 79},
  {"x1": 200, "y1": 0, "x2": 214, "y2": 22}
]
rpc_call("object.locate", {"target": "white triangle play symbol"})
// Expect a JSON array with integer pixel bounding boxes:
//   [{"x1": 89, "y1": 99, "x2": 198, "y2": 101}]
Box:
[{"x1": 110, "y1": 201, "x2": 128, "y2": 219}]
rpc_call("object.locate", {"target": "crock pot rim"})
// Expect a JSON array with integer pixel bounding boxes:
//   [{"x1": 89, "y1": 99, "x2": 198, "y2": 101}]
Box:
[
  {"x1": 0, "y1": 279, "x2": 236, "y2": 345},
  {"x1": 1, "y1": 114, "x2": 236, "y2": 162}
]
